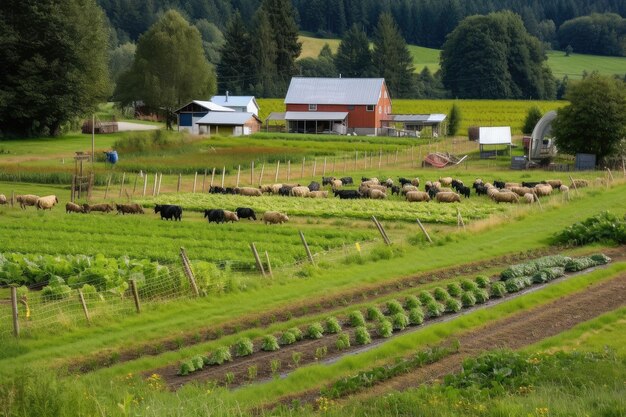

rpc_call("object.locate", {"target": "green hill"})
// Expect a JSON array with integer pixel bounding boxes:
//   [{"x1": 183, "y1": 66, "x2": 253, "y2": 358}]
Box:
[{"x1": 299, "y1": 35, "x2": 626, "y2": 79}]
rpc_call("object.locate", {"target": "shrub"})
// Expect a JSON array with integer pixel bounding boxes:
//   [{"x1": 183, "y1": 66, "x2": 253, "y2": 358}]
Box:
[
  {"x1": 404, "y1": 295, "x2": 421, "y2": 309},
  {"x1": 461, "y1": 291, "x2": 477, "y2": 307},
  {"x1": 348, "y1": 310, "x2": 366, "y2": 327},
  {"x1": 291, "y1": 352, "x2": 302, "y2": 367},
  {"x1": 473, "y1": 288, "x2": 490, "y2": 304},
  {"x1": 552, "y1": 211, "x2": 626, "y2": 246},
  {"x1": 355, "y1": 326, "x2": 371, "y2": 345},
  {"x1": 386, "y1": 299, "x2": 404, "y2": 315},
  {"x1": 270, "y1": 359, "x2": 281, "y2": 376},
  {"x1": 491, "y1": 281, "x2": 507, "y2": 298},
  {"x1": 191, "y1": 355, "x2": 204, "y2": 370},
  {"x1": 234, "y1": 338, "x2": 254, "y2": 357},
  {"x1": 325, "y1": 316, "x2": 342, "y2": 334},
  {"x1": 288, "y1": 327, "x2": 303, "y2": 341},
  {"x1": 446, "y1": 282, "x2": 462, "y2": 297},
  {"x1": 391, "y1": 313, "x2": 409, "y2": 330},
  {"x1": 366, "y1": 306, "x2": 385, "y2": 321},
  {"x1": 306, "y1": 322, "x2": 324, "y2": 339},
  {"x1": 426, "y1": 300, "x2": 445, "y2": 318},
  {"x1": 315, "y1": 346, "x2": 328, "y2": 360},
  {"x1": 590, "y1": 253, "x2": 611, "y2": 265},
  {"x1": 475, "y1": 275, "x2": 490, "y2": 288},
  {"x1": 418, "y1": 290, "x2": 434, "y2": 305},
  {"x1": 445, "y1": 297, "x2": 462, "y2": 313},
  {"x1": 336, "y1": 332, "x2": 351, "y2": 350},
  {"x1": 500, "y1": 255, "x2": 572, "y2": 280},
  {"x1": 408, "y1": 308, "x2": 424, "y2": 325},
  {"x1": 247, "y1": 365, "x2": 258, "y2": 381},
  {"x1": 279, "y1": 330, "x2": 297, "y2": 346},
  {"x1": 178, "y1": 360, "x2": 195, "y2": 376},
  {"x1": 505, "y1": 277, "x2": 526, "y2": 293},
  {"x1": 261, "y1": 335, "x2": 280, "y2": 352},
  {"x1": 206, "y1": 346, "x2": 232, "y2": 365},
  {"x1": 460, "y1": 279, "x2": 478, "y2": 292},
  {"x1": 533, "y1": 267, "x2": 565, "y2": 283},
  {"x1": 377, "y1": 319, "x2": 394, "y2": 338},
  {"x1": 565, "y1": 257, "x2": 597, "y2": 272},
  {"x1": 433, "y1": 287, "x2": 449, "y2": 301}
]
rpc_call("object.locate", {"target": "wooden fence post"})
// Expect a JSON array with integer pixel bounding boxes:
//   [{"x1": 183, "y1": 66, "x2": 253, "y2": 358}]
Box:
[
  {"x1": 221, "y1": 166, "x2": 226, "y2": 188},
  {"x1": 118, "y1": 172, "x2": 126, "y2": 198},
  {"x1": 568, "y1": 175, "x2": 579, "y2": 196},
  {"x1": 354, "y1": 151, "x2": 358, "y2": 170},
  {"x1": 259, "y1": 163, "x2": 265, "y2": 186},
  {"x1": 299, "y1": 231, "x2": 315, "y2": 266},
  {"x1": 71, "y1": 175, "x2": 76, "y2": 203},
  {"x1": 250, "y1": 161, "x2": 254, "y2": 185},
  {"x1": 379, "y1": 149, "x2": 382, "y2": 169},
  {"x1": 141, "y1": 174, "x2": 147, "y2": 197},
  {"x1": 313, "y1": 158, "x2": 317, "y2": 177},
  {"x1": 193, "y1": 172, "x2": 198, "y2": 193},
  {"x1": 301, "y1": 157, "x2": 305, "y2": 179},
  {"x1": 416, "y1": 218, "x2": 433, "y2": 243},
  {"x1": 132, "y1": 173, "x2": 138, "y2": 197},
  {"x1": 177, "y1": 173, "x2": 182, "y2": 193},
  {"x1": 152, "y1": 173, "x2": 158, "y2": 196},
  {"x1": 264, "y1": 250, "x2": 273, "y2": 278},
  {"x1": 129, "y1": 279, "x2": 141, "y2": 314},
  {"x1": 202, "y1": 169, "x2": 207, "y2": 193},
  {"x1": 275, "y1": 161, "x2": 280, "y2": 182},
  {"x1": 11, "y1": 287, "x2": 19, "y2": 338},
  {"x1": 157, "y1": 173, "x2": 163, "y2": 196},
  {"x1": 10, "y1": 190, "x2": 15, "y2": 207},
  {"x1": 78, "y1": 290, "x2": 91, "y2": 324},
  {"x1": 250, "y1": 243, "x2": 266, "y2": 277},
  {"x1": 236, "y1": 165, "x2": 241, "y2": 187},
  {"x1": 372, "y1": 216, "x2": 391, "y2": 245},
  {"x1": 456, "y1": 208, "x2": 465, "y2": 230},
  {"x1": 180, "y1": 247, "x2": 199, "y2": 297},
  {"x1": 210, "y1": 167, "x2": 216, "y2": 189},
  {"x1": 332, "y1": 157, "x2": 336, "y2": 174}
]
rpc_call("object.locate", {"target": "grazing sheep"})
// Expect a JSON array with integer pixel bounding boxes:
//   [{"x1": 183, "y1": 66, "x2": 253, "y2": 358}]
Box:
[
  {"x1": 383, "y1": 178, "x2": 394, "y2": 187},
  {"x1": 534, "y1": 184, "x2": 553, "y2": 197},
  {"x1": 259, "y1": 184, "x2": 273, "y2": 194},
  {"x1": 278, "y1": 185, "x2": 294, "y2": 196},
  {"x1": 493, "y1": 180, "x2": 506, "y2": 189},
  {"x1": 270, "y1": 183, "x2": 283, "y2": 194},
  {"x1": 432, "y1": 181, "x2": 442, "y2": 189},
  {"x1": 66, "y1": 202, "x2": 84, "y2": 213},
  {"x1": 491, "y1": 192, "x2": 519, "y2": 204},
  {"x1": 487, "y1": 187, "x2": 500, "y2": 198},
  {"x1": 330, "y1": 179, "x2": 342, "y2": 189},
  {"x1": 369, "y1": 189, "x2": 387, "y2": 199},
  {"x1": 340, "y1": 176, "x2": 353, "y2": 185},
  {"x1": 35, "y1": 195, "x2": 59, "y2": 210},
  {"x1": 235, "y1": 187, "x2": 262, "y2": 197},
  {"x1": 290, "y1": 186, "x2": 310, "y2": 197},
  {"x1": 504, "y1": 182, "x2": 520, "y2": 189},
  {"x1": 437, "y1": 187, "x2": 454, "y2": 193},
  {"x1": 321, "y1": 176, "x2": 335, "y2": 186},
  {"x1": 235, "y1": 207, "x2": 256, "y2": 220},
  {"x1": 401, "y1": 184, "x2": 418, "y2": 194},
  {"x1": 391, "y1": 185, "x2": 400, "y2": 196},
  {"x1": 262, "y1": 211, "x2": 289, "y2": 225},
  {"x1": 0, "y1": 194, "x2": 7, "y2": 205},
  {"x1": 522, "y1": 193, "x2": 536, "y2": 204},
  {"x1": 84, "y1": 203, "x2": 113, "y2": 213},
  {"x1": 308, "y1": 181, "x2": 321, "y2": 191},
  {"x1": 436, "y1": 192, "x2": 461, "y2": 203},
  {"x1": 544, "y1": 179, "x2": 563, "y2": 188},
  {"x1": 570, "y1": 179, "x2": 589, "y2": 188},
  {"x1": 307, "y1": 190, "x2": 328, "y2": 198},
  {"x1": 559, "y1": 185, "x2": 569, "y2": 193},
  {"x1": 115, "y1": 203, "x2": 144, "y2": 214},
  {"x1": 424, "y1": 180, "x2": 432, "y2": 189},
  {"x1": 439, "y1": 177, "x2": 452, "y2": 186},
  {"x1": 510, "y1": 186, "x2": 533, "y2": 196},
  {"x1": 16, "y1": 194, "x2": 39, "y2": 209},
  {"x1": 204, "y1": 209, "x2": 225, "y2": 223},
  {"x1": 472, "y1": 179, "x2": 483, "y2": 189},
  {"x1": 457, "y1": 185, "x2": 471, "y2": 198},
  {"x1": 223, "y1": 210, "x2": 239, "y2": 223},
  {"x1": 405, "y1": 190, "x2": 430, "y2": 202},
  {"x1": 360, "y1": 180, "x2": 378, "y2": 187},
  {"x1": 410, "y1": 177, "x2": 420, "y2": 187}
]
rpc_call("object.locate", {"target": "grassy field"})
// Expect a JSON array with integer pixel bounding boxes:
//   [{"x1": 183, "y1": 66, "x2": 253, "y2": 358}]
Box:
[{"x1": 299, "y1": 34, "x2": 626, "y2": 79}]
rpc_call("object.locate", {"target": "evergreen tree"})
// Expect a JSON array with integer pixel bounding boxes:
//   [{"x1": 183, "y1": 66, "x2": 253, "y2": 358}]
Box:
[
  {"x1": 334, "y1": 24, "x2": 374, "y2": 77},
  {"x1": 115, "y1": 10, "x2": 216, "y2": 128},
  {"x1": 195, "y1": 19, "x2": 225, "y2": 65},
  {"x1": 552, "y1": 74, "x2": 626, "y2": 166},
  {"x1": 216, "y1": 12, "x2": 254, "y2": 95},
  {"x1": 0, "y1": 0, "x2": 110, "y2": 137},
  {"x1": 251, "y1": 9, "x2": 278, "y2": 97},
  {"x1": 523, "y1": 105, "x2": 543, "y2": 134},
  {"x1": 447, "y1": 103, "x2": 461, "y2": 136},
  {"x1": 372, "y1": 13, "x2": 415, "y2": 98}
]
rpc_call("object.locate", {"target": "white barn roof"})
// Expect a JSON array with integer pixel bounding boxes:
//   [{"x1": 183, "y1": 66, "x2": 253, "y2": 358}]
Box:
[
  {"x1": 391, "y1": 114, "x2": 447, "y2": 123},
  {"x1": 196, "y1": 112, "x2": 258, "y2": 125},
  {"x1": 174, "y1": 100, "x2": 235, "y2": 113},
  {"x1": 211, "y1": 95, "x2": 259, "y2": 109},
  {"x1": 285, "y1": 78, "x2": 386, "y2": 105}
]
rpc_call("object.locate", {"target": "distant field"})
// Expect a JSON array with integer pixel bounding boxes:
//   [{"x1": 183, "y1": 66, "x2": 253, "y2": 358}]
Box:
[{"x1": 299, "y1": 35, "x2": 626, "y2": 78}]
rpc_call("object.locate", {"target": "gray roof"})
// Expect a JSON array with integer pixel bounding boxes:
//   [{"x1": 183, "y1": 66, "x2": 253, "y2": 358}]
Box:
[
  {"x1": 391, "y1": 114, "x2": 447, "y2": 123},
  {"x1": 266, "y1": 112, "x2": 286, "y2": 121},
  {"x1": 196, "y1": 112, "x2": 258, "y2": 125},
  {"x1": 285, "y1": 78, "x2": 386, "y2": 105},
  {"x1": 174, "y1": 100, "x2": 235, "y2": 113},
  {"x1": 211, "y1": 95, "x2": 259, "y2": 110},
  {"x1": 285, "y1": 111, "x2": 348, "y2": 121}
]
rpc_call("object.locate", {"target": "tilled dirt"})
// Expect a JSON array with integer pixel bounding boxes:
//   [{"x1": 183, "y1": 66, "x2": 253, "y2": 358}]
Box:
[{"x1": 262, "y1": 268, "x2": 626, "y2": 411}]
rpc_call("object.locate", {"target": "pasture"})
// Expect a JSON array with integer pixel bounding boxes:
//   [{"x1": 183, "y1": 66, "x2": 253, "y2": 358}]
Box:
[{"x1": 0, "y1": 121, "x2": 624, "y2": 417}]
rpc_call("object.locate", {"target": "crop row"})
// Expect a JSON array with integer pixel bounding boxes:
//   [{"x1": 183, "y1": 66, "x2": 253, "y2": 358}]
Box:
[{"x1": 173, "y1": 254, "x2": 610, "y2": 382}]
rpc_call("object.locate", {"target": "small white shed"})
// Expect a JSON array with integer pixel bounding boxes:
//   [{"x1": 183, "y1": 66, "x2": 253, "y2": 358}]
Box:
[{"x1": 478, "y1": 126, "x2": 512, "y2": 158}]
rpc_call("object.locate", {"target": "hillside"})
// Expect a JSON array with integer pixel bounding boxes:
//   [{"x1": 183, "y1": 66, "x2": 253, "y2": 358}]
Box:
[{"x1": 299, "y1": 35, "x2": 626, "y2": 78}]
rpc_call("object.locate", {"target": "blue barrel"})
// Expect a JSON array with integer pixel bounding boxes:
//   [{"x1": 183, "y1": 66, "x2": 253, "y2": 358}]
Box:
[{"x1": 106, "y1": 151, "x2": 118, "y2": 164}]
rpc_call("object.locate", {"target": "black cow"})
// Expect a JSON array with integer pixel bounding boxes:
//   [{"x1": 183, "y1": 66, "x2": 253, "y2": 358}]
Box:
[
  {"x1": 308, "y1": 181, "x2": 321, "y2": 191},
  {"x1": 154, "y1": 204, "x2": 183, "y2": 221},
  {"x1": 235, "y1": 207, "x2": 257, "y2": 220},
  {"x1": 398, "y1": 177, "x2": 412, "y2": 186},
  {"x1": 391, "y1": 185, "x2": 401, "y2": 196},
  {"x1": 340, "y1": 176, "x2": 353, "y2": 185},
  {"x1": 321, "y1": 176, "x2": 334, "y2": 186},
  {"x1": 203, "y1": 209, "x2": 225, "y2": 224},
  {"x1": 334, "y1": 190, "x2": 361, "y2": 199},
  {"x1": 457, "y1": 185, "x2": 471, "y2": 198}
]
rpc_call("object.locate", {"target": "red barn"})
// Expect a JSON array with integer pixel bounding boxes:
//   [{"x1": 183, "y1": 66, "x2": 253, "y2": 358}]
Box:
[{"x1": 283, "y1": 77, "x2": 392, "y2": 136}]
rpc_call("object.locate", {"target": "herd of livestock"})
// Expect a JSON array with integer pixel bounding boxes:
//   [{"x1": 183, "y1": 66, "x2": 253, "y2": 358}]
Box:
[{"x1": 0, "y1": 175, "x2": 588, "y2": 224}]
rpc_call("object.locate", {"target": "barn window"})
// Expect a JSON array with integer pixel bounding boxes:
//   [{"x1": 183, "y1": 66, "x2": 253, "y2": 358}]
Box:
[
  {"x1": 366, "y1": 105, "x2": 374, "y2": 112},
  {"x1": 308, "y1": 104, "x2": 317, "y2": 111},
  {"x1": 347, "y1": 105, "x2": 354, "y2": 110}
]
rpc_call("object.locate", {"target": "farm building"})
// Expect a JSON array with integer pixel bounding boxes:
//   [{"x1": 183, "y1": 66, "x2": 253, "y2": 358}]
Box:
[
  {"x1": 271, "y1": 77, "x2": 393, "y2": 136},
  {"x1": 381, "y1": 114, "x2": 447, "y2": 137},
  {"x1": 210, "y1": 93, "x2": 259, "y2": 116},
  {"x1": 196, "y1": 112, "x2": 262, "y2": 136},
  {"x1": 174, "y1": 100, "x2": 235, "y2": 134}
]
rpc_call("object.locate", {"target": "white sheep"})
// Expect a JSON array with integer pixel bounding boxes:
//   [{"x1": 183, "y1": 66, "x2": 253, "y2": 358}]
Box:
[
  {"x1": 436, "y1": 192, "x2": 461, "y2": 203},
  {"x1": 236, "y1": 187, "x2": 262, "y2": 197},
  {"x1": 411, "y1": 177, "x2": 420, "y2": 187},
  {"x1": 544, "y1": 179, "x2": 563, "y2": 188},
  {"x1": 405, "y1": 190, "x2": 430, "y2": 202},
  {"x1": 66, "y1": 202, "x2": 84, "y2": 213},
  {"x1": 522, "y1": 193, "x2": 536, "y2": 204},
  {"x1": 559, "y1": 185, "x2": 569, "y2": 193},
  {"x1": 0, "y1": 194, "x2": 7, "y2": 205},
  {"x1": 270, "y1": 183, "x2": 283, "y2": 194},
  {"x1": 534, "y1": 184, "x2": 553, "y2": 197},
  {"x1": 491, "y1": 192, "x2": 519, "y2": 203},
  {"x1": 330, "y1": 179, "x2": 342, "y2": 189},
  {"x1": 510, "y1": 186, "x2": 533, "y2": 196},
  {"x1": 290, "y1": 186, "x2": 310, "y2": 197},
  {"x1": 223, "y1": 210, "x2": 239, "y2": 222},
  {"x1": 307, "y1": 191, "x2": 328, "y2": 198},
  {"x1": 35, "y1": 195, "x2": 58, "y2": 210},
  {"x1": 262, "y1": 211, "x2": 289, "y2": 224},
  {"x1": 439, "y1": 177, "x2": 453, "y2": 186},
  {"x1": 16, "y1": 194, "x2": 39, "y2": 209},
  {"x1": 369, "y1": 189, "x2": 387, "y2": 199}
]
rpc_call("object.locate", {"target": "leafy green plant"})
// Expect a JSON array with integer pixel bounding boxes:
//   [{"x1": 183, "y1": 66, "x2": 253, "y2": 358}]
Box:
[
  {"x1": 247, "y1": 365, "x2": 258, "y2": 381},
  {"x1": 553, "y1": 211, "x2": 626, "y2": 246},
  {"x1": 391, "y1": 313, "x2": 409, "y2": 330},
  {"x1": 505, "y1": 277, "x2": 527, "y2": 293},
  {"x1": 191, "y1": 355, "x2": 204, "y2": 371},
  {"x1": 261, "y1": 335, "x2": 280, "y2": 352},
  {"x1": 461, "y1": 291, "x2": 477, "y2": 307},
  {"x1": 532, "y1": 267, "x2": 565, "y2": 283},
  {"x1": 500, "y1": 255, "x2": 571, "y2": 280},
  {"x1": 475, "y1": 275, "x2": 490, "y2": 288},
  {"x1": 473, "y1": 288, "x2": 490, "y2": 304},
  {"x1": 445, "y1": 297, "x2": 462, "y2": 313},
  {"x1": 306, "y1": 322, "x2": 324, "y2": 339},
  {"x1": 426, "y1": 300, "x2": 445, "y2": 318},
  {"x1": 408, "y1": 308, "x2": 424, "y2": 325},
  {"x1": 207, "y1": 346, "x2": 232, "y2": 365},
  {"x1": 234, "y1": 338, "x2": 254, "y2": 357},
  {"x1": 446, "y1": 282, "x2": 462, "y2": 297},
  {"x1": 178, "y1": 360, "x2": 195, "y2": 376},
  {"x1": 490, "y1": 281, "x2": 507, "y2": 298},
  {"x1": 418, "y1": 290, "x2": 435, "y2": 305},
  {"x1": 324, "y1": 316, "x2": 342, "y2": 334},
  {"x1": 348, "y1": 310, "x2": 366, "y2": 327},
  {"x1": 386, "y1": 299, "x2": 404, "y2": 315},
  {"x1": 336, "y1": 332, "x2": 351, "y2": 350},
  {"x1": 315, "y1": 346, "x2": 328, "y2": 361},
  {"x1": 565, "y1": 257, "x2": 598, "y2": 272},
  {"x1": 279, "y1": 330, "x2": 297, "y2": 346},
  {"x1": 590, "y1": 253, "x2": 611, "y2": 265},
  {"x1": 460, "y1": 279, "x2": 478, "y2": 292},
  {"x1": 378, "y1": 319, "x2": 394, "y2": 338},
  {"x1": 366, "y1": 306, "x2": 385, "y2": 321},
  {"x1": 225, "y1": 372, "x2": 235, "y2": 385},
  {"x1": 270, "y1": 359, "x2": 281, "y2": 377},
  {"x1": 404, "y1": 295, "x2": 421, "y2": 309},
  {"x1": 291, "y1": 352, "x2": 302, "y2": 367},
  {"x1": 288, "y1": 327, "x2": 303, "y2": 341},
  {"x1": 433, "y1": 287, "x2": 449, "y2": 301},
  {"x1": 355, "y1": 326, "x2": 371, "y2": 345}
]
